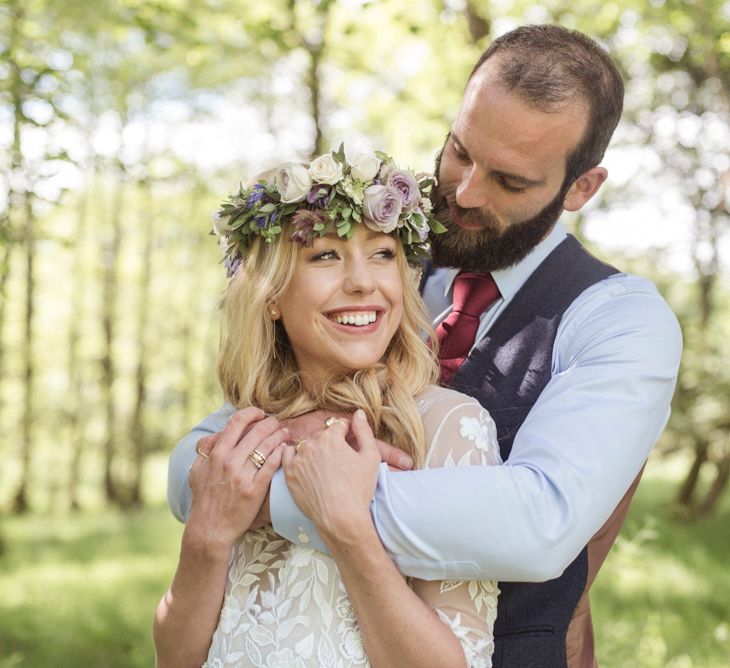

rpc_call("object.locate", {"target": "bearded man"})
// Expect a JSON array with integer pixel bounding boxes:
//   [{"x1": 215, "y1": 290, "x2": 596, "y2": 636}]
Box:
[{"x1": 169, "y1": 25, "x2": 682, "y2": 667}]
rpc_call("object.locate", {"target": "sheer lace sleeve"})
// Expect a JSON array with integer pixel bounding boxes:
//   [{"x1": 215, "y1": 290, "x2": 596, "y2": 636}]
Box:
[{"x1": 411, "y1": 386, "x2": 502, "y2": 668}]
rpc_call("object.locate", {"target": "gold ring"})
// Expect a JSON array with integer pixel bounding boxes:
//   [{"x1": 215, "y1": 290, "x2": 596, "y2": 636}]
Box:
[
  {"x1": 324, "y1": 416, "x2": 347, "y2": 429},
  {"x1": 195, "y1": 443, "x2": 209, "y2": 460},
  {"x1": 248, "y1": 449, "x2": 266, "y2": 469},
  {"x1": 294, "y1": 437, "x2": 309, "y2": 453}
]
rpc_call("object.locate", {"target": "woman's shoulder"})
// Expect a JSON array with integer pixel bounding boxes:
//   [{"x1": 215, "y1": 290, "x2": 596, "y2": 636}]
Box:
[
  {"x1": 415, "y1": 384, "x2": 483, "y2": 416},
  {"x1": 416, "y1": 385, "x2": 501, "y2": 468}
]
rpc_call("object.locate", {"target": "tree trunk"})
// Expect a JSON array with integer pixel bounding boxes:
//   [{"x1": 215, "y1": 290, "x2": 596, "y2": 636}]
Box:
[
  {"x1": 0, "y1": 241, "x2": 12, "y2": 409},
  {"x1": 293, "y1": 0, "x2": 332, "y2": 157},
  {"x1": 463, "y1": 0, "x2": 491, "y2": 44},
  {"x1": 696, "y1": 453, "x2": 730, "y2": 517},
  {"x1": 128, "y1": 175, "x2": 154, "y2": 507},
  {"x1": 100, "y1": 168, "x2": 124, "y2": 505},
  {"x1": 675, "y1": 440, "x2": 709, "y2": 508},
  {"x1": 307, "y1": 37, "x2": 325, "y2": 157},
  {"x1": 67, "y1": 183, "x2": 91, "y2": 510},
  {"x1": 13, "y1": 189, "x2": 35, "y2": 514}
]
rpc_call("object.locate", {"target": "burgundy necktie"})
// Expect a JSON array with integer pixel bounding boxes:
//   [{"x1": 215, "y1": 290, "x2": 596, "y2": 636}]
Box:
[{"x1": 436, "y1": 272, "x2": 500, "y2": 385}]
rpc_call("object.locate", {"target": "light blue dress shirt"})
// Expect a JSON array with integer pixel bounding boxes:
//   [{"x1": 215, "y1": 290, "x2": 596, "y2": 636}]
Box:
[{"x1": 167, "y1": 222, "x2": 683, "y2": 582}]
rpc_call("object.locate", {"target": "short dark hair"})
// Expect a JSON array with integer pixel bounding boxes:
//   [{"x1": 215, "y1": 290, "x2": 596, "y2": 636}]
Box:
[{"x1": 469, "y1": 24, "x2": 624, "y2": 184}]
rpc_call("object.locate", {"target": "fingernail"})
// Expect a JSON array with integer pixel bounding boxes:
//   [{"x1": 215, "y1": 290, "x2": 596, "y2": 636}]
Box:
[
  {"x1": 355, "y1": 409, "x2": 365, "y2": 420},
  {"x1": 399, "y1": 455, "x2": 413, "y2": 469}
]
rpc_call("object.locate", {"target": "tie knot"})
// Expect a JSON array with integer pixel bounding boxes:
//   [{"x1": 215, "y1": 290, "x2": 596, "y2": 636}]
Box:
[{"x1": 452, "y1": 272, "x2": 499, "y2": 317}]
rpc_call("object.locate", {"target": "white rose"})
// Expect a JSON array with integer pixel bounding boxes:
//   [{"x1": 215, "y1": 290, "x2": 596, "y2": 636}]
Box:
[
  {"x1": 308, "y1": 154, "x2": 343, "y2": 185},
  {"x1": 211, "y1": 210, "x2": 231, "y2": 236},
  {"x1": 420, "y1": 197, "x2": 432, "y2": 213},
  {"x1": 275, "y1": 163, "x2": 312, "y2": 203},
  {"x1": 349, "y1": 153, "x2": 381, "y2": 182}
]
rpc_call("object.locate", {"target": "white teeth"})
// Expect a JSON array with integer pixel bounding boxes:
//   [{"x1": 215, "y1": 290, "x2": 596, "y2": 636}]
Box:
[{"x1": 332, "y1": 311, "x2": 377, "y2": 326}]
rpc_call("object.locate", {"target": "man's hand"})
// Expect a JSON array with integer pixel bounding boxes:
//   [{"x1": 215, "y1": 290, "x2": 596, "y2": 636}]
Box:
[{"x1": 283, "y1": 410, "x2": 414, "y2": 471}]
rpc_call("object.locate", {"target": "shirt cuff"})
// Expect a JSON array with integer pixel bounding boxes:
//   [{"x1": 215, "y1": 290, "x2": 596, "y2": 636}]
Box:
[{"x1": 270, "y1": 468, "x2": 329, "y2": 553}]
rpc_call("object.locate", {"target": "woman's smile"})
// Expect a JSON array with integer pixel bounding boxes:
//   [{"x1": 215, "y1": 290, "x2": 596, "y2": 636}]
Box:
[{"x1": 324, "y1": 307, "x2": 383, "y2": 332}]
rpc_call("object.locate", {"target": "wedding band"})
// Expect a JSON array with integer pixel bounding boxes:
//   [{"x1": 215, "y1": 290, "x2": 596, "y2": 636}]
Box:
[
  {"x1": 248, "y1": 449, "x2": 266, "y2": 469},
  {"x1": 195, "y1": 443, "x2": 209, "y2": 459},
  {"x1": 324, "y1": 416, "x2": 347, "y2": 429},
  {"x1": 294, "y1": 437, "x2": 309, "y2": 453}
]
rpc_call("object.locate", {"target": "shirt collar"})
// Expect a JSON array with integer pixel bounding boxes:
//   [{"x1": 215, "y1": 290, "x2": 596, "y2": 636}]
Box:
[{"x1": 441, "y1": 222, "x2": 568, "y2": 300}]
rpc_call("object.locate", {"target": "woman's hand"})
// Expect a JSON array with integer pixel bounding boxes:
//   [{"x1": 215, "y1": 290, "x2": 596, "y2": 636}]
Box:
[
  {"x1": 285, "y1": 410, "x2": 415, "y2": 471},
  {"x1": 282, "y1": 409, "x2": 380, "y2": 546},
  {"x1": 185, "y1": 407, "x2": 289, "y2": 554}
]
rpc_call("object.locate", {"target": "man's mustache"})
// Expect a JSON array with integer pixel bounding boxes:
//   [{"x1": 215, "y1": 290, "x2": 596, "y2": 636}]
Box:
[{"x1": 434, "y1": 186, "x2": 498, "y2": 231}]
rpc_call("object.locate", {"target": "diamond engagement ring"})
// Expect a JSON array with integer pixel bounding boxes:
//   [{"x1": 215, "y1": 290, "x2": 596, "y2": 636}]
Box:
[{"x1": 324, "y1": 416, "x2": 347, "y2": 429}]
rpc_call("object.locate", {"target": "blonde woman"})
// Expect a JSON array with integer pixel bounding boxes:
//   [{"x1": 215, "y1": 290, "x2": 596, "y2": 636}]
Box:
[{"x1": 154, "y1": 148, "x2": 501, "y2": 668}]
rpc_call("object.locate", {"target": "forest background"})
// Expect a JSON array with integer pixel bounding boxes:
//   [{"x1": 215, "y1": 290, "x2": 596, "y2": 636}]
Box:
[{"x1": 1, "y1": 0, "x2": 729, "y2": 666}]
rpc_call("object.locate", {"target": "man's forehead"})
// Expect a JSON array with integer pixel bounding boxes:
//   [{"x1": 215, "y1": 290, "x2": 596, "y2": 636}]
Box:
[{"x1": 454, "y1": 70, "x2": 587, "y2": 174}]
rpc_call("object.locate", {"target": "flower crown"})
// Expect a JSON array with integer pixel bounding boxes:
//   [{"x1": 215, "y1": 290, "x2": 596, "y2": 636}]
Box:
[{"x1": 212, "y1": 144, "x2": 446, "y2": 275}]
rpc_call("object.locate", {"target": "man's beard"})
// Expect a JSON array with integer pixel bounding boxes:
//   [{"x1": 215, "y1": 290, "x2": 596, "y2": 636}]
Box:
[{"x1": 430, "y1": 150, "x2": 569, "y2": 273}]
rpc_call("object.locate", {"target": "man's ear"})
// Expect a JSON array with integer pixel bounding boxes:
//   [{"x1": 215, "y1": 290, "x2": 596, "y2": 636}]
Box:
[{"x1": 563, "y1": 166, "x2": 608, "y2": 212}]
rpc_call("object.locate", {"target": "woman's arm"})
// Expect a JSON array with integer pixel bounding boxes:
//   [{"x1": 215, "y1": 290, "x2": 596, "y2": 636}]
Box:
[
  {"x1": 283, "y1": 411, "x2": 468, "y2": 668},
  {"x1": 154, "y1": 408, "x2": 288, "y2": 668}
]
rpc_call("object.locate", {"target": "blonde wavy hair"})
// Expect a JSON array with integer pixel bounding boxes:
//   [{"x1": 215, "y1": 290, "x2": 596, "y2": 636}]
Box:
[{"x1": 217, "y1": 232, "x2": 439, "y2": 467}]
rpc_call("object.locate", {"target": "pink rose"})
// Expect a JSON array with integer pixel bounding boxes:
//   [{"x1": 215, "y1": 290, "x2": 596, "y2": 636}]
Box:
[
  {"x1": 362, "y1": 185, "x2": 403, "y2": 233},
  {"x1": 387, "y1": 169, "x2": 421, "y2": 212}
]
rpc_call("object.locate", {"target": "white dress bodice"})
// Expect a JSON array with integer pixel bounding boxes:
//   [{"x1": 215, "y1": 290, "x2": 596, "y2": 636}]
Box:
[{"x1": 204, "y1": 386, "x2": 502, "y2": 668}]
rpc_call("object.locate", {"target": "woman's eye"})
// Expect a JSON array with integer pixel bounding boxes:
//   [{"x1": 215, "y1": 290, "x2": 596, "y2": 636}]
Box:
[
  {"x1": 373, "y1": 248, "x2": 396, "y2": 260},
  {"x1": 312, "y1": 249, "x2": 339, "y2": 261}
]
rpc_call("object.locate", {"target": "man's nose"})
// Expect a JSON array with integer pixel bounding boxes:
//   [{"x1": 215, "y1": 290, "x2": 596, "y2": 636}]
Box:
[{"x1": 455, "y1": 165, "x2": 489, "y2": 209}]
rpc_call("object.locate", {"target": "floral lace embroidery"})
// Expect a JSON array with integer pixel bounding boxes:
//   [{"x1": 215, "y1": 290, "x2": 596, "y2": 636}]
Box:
[{"x1": 205, "y1": 387, "x2": 500, "y2": 668}]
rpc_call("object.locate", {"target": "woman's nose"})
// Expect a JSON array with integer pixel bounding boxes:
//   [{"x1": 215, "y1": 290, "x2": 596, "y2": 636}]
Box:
[{"x1": 343, "y1": 260, "x2": 376, "y2": 294}]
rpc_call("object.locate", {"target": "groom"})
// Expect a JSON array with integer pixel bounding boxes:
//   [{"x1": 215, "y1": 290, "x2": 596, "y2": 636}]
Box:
[{"x1": 168, "y1": 25, "x2": 681, "y2": 667}]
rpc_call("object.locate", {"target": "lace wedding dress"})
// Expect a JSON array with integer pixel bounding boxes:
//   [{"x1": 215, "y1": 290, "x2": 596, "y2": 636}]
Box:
[{"x1": 203, "y1": 386, "x2": 502, "y2": 668}]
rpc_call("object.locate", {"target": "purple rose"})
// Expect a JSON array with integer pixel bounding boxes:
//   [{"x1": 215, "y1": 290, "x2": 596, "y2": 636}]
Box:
[
  {"x1": 362, "y1": 185, "x2": 403, "y2": 233},
  {"x1": 289, "y1": 208, "x2": 326, "y2": 246},
  {"x1": 387, "y1": 169, "x2": 420, "y2": 212}
]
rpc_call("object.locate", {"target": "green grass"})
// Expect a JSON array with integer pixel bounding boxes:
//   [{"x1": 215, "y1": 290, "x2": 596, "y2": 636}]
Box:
[
  {"x1": 0, "y1": 454, "x2": 728, "y2": 667},
  {"x1": 592, "y1": 456, "x2": 730, "y2": 668},
  {"x1": 0, "y1": 508, "x2": 183, "y2": 668}
]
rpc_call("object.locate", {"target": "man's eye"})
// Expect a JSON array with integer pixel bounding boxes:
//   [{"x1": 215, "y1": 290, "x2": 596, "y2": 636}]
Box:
[
  {"x1": 451, "y1": 141, "x2": 470, "y2": 163},
  {"x1": 498, "y1": 176, "x2": 526, "y2": 193}
]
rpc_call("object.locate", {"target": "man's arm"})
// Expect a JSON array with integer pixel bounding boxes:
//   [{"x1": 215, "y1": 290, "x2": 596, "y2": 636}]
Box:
[
  {"x1": 271, "y1": 276, "x2": 683, "y2": 581},
  {"x1": 167, "y1": 403, "x2": 234, "y2": 522}
]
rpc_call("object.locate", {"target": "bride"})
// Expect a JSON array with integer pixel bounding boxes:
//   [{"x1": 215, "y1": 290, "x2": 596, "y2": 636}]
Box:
[{"x1": 153, "y1": 147, "x2": 501, "y2": 668}]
